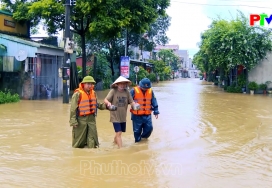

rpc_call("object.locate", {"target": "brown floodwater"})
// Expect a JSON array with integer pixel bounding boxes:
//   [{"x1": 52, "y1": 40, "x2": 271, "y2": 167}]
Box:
[{"x1": 1, "y1": 78, "x2": 272, "y2": 188}]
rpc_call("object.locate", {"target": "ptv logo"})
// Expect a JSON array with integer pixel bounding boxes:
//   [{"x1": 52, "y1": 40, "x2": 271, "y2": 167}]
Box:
[{"x1": 250, "y1": 14, "x2": 272, "y2": 26}]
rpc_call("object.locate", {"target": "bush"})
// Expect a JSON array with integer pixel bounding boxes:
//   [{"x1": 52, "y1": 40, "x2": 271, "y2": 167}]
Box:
[
  {"x1": 147, "y1": 72, "x2": 156, "y2": 82},
  {"x1": 226, "y1": 85, "x2": 242, "y2": 93},
  {"x1": 0, "y1": 89, "x2": 20, "y2": 104},
  {"x1": 248, "y1": 81, "x2": 258, "y2": 90},
  {"x1": 237, "y1": 74, "x2": 246, "y2": 87},
  {"x1": 137, "y1": 66, "x2": 149, "y2": 81},
  {"x1": 259, "y1": 83, "x2": 267, "y2": 90}
]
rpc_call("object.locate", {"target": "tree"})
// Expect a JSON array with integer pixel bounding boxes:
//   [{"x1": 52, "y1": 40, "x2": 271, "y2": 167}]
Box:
[
  {"x1": 193, "y1": 12, "x2": 272, "y2": 81},
  {"x1": 1, "y1": 0, "x2": 169, "y2": 77},
  {"x1": 80, "y1": 14, "x2": 171, "y2": 78},
  {"x1": 1, "y1": 0, "x2": 38, "y2": 37},
  {"x1": 158, "y1": 49, "x2": 180, "y2": 71},
  {"x1": 147, "y1": 15, "x2": 171, "y2": 46}
]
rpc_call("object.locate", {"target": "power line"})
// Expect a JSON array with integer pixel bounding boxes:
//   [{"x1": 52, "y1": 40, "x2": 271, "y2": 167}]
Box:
[
  {"x1": 212, "y1": 0, "x2": 270, "y2": 2},
  {"x1": 171, "y1": 1, "x2": 272, "y2": 9}
]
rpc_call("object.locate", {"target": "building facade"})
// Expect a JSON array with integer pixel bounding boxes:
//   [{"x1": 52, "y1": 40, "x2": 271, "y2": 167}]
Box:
[{"x1": 0, "y1": 10, "x2": 64, "y2": 100}]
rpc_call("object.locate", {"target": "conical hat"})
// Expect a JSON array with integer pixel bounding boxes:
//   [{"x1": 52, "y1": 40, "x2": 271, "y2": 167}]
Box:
[{"x1": 111, "y1": 76, "x2": 131, "y2": 88}]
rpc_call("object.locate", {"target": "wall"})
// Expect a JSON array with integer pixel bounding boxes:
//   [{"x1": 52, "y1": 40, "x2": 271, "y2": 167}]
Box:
[
  {"x1": 248, "y1": 52, "x2": 272, "y2": 87},
  {"x1": 0, "y1": 11, "x2": 28, "y2": 37},
  {"x1": 76, "y1": 57, "x2": 93, "y2": 67}
]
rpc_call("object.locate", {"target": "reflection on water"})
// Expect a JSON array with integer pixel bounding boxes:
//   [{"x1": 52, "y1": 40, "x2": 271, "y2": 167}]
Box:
[{"x1": 1, "y1": 79, "x2": 272, "y2": 187}]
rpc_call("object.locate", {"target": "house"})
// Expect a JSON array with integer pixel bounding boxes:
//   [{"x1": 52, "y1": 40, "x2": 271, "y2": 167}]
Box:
[
  {"x1": 76, "y1": 56, "x2": 93, "y2": 68},
  {"x1": 154, "y1": 45, "x2": 180, "y2": 60},
  {"x1": 0, "y1": 10, "x2": 64, "y2": 100},
  {"x1": 153, "y1": 45, "x2": 198, "y2": 78},
  {"x1": 248, "y1": 52, "x2": 272, "y2": 88},
  {"x1": 130, "y1": 59, "x2": 154, "y2": 73}
]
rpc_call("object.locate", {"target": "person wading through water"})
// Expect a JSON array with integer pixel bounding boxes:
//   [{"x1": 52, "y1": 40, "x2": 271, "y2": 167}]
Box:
[
  {"x1": 130, "y1": 78, "x2": 159, "y2": 142},
  {"x1": 104, "y1": 76, "x2": 138, "y2": 149},
  {"x1": 69, "y1": 76, "x2": 107, "y2": 148}
]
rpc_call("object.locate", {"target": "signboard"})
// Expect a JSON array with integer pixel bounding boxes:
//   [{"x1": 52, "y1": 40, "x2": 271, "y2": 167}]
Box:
[
  {"x1": 120, "y1": 56, "x2": 130, "y2": 78},
  {"x1": 4, "y1": 19, "x2": 15, "y2": 28},
  {"x1": 134, "y1": 66, "x2": 139, "y2": 73},
  {"x1": 64, "y1": 38, "x2": 74, "y2": 54}
]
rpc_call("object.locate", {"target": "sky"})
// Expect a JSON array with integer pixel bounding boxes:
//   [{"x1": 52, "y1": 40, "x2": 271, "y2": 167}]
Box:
[{"x1": 166, "y1": 0, "x2": 272, "y2": 58}]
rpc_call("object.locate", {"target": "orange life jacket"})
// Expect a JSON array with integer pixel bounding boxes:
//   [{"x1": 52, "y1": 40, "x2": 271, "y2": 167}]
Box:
[
  {"x1": 74, "y1": 83, "x2": 97, "y2": 116},
  {"x1": 130, "y1": 86, "x2": 152, "y2": 115}
]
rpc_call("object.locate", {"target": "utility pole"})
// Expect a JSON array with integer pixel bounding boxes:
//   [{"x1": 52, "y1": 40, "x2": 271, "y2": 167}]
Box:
[
  {"x1": 62, "y1": 0, "x2": 75, "y2": 103},
  {"x1": 124, "y1": 28, "x2": 127, "y2": 56}
]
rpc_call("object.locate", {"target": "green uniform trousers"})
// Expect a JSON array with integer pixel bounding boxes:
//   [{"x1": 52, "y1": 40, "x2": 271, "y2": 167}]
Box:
[{"x1": 72, "y1": 114, "x2": 99, "y2": 148}]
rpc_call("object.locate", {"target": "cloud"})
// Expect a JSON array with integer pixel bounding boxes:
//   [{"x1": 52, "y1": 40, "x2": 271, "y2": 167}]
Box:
[{"x1": 166, "y1": 0, "x2": 211, "y2": 58}]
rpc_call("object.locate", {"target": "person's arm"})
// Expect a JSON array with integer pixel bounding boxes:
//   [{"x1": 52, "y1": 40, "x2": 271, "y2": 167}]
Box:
[
  {"x1": 104, "y1": 89, "x2": 114, "y2": 107},
  {"x1": 69, "y1": 92, "x2": 80, "y2": 127},
  {"x1": 151, "y1": 91, "x2": 159, "y2": 118},
  {"x1": 96, "y1": 92, "x2": 106, "y2": 110},
  {"x1": 130, "y1": 88, "x2": 135, "y2": 99},
  {"x1": 127, "y1": 90, "x2": 135, "y2": 106}
]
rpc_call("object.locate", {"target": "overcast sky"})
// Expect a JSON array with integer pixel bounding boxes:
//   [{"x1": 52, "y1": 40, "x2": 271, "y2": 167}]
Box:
[{"x1": 166, "y1": 0, "x2": 272, "y2": 58}]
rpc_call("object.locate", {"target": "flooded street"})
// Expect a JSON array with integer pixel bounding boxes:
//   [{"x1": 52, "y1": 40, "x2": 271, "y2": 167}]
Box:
[{"x1": 1, "y1": 78, "x2": 272, "y2": 188}]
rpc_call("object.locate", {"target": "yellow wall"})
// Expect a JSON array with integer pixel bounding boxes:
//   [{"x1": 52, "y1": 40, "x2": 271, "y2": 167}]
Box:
[{"x1": 0, "y1": 13, "x2": 28, "y2": 36}]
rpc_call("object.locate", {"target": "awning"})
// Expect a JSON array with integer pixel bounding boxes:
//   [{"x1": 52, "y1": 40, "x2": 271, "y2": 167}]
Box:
[
  {"x1": 130, "y1": 59, "x2": 154, "y2": 66},
  {"x1": 0, "y1": 33, "x2": 39, "y2": 57}
]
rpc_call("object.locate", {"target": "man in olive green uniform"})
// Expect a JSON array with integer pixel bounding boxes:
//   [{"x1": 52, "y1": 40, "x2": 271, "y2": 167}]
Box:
[{"x1": 69, "y1": 76, "x2": 106, "y2": 148}]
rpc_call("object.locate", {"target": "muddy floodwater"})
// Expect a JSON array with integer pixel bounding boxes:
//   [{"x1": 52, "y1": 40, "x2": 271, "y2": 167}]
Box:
[{"x1": 1, "y1": 79, "x2": 272, "y2": 188}]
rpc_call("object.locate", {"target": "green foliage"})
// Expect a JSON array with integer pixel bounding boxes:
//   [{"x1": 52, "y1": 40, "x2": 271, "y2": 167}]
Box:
[
  {"x1": 137, "y1": 66, "x2": 149, "y2": 81},
  {"x1": 94, "y1": 53, "x2": 112, "y2": 89},
  {"x1": 147, "y1": 72, "x2": 156, "y2": 82},
  {"x1": 4, "y1": 0, "x2": 170, "y2": 78},
  {"x1": 129, "y1": 67, "x2": 157, "y2": 85},
  {"x1": 237, "y1": 74, "x2": 246, "y2": 87},
  {"x1": 149, "y1": 59, "x2": 172, "y2": 81},
  {"x1": 259, "y1": 83, "x2": 267, "y2": 90},
  {"x1": 163, "y1": 66, "x2": 172, "y2": 80},
  {"x1": 150, "y1": 59, "x2": 166, "y2": 74},
  {"x1": 193, "y1": 11, "x2": 272, "y2": 74},
  {"x1": 147, "y1": 15, "x2": 171, "y2": 45},
  {"x1": 226, "y1": 85, "x2": 242, "y2": 93},
  {"x1": 77, "y1": 66, "x2": 82, "y2": 79},
  {"x1": 248, "y1": 81, "x2": 258, "y2": 90},
  {"x1": 83, "y1": 13, "x2": 171, "y2": 77},
  {"x1": 0, "y1": 89, "x2": 20, "y2": 104},
  {"x1": 158, "y1": 49, "x2": 180, "y2": 71}
]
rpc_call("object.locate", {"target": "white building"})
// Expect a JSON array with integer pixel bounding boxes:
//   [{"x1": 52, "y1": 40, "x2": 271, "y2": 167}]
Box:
[{"x1": 187, "y1": 58, "x2": 200, "y2": 78}]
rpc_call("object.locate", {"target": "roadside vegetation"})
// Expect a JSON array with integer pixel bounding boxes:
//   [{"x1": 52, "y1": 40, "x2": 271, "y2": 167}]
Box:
[
  {"x1": 0, "y1": 89, "x2": 20, "y2": 104},
  {"x1": 193, "y1": 12, "x2": 272, "y2": 93}
]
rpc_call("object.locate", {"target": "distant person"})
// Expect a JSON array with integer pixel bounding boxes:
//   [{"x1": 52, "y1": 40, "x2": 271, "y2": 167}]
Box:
[
  {"x1": 104, "y1": 76, "x2": 137, "y2": 149},
  {"x1": 130, "y1": 78, "x2": 159, "y2": 142},
  {"x1": 69, "y1": 76, "x2": 106, "y2": 148}
]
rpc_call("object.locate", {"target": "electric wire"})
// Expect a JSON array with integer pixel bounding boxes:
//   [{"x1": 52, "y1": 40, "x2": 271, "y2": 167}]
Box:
[{"x1": 171, "y1": 0, "x2": 272, "y2": 9}]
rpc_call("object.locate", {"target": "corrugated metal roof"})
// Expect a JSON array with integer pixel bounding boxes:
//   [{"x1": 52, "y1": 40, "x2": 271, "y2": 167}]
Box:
[
  {"x1": 130, "y1": 59, "x2": 153, "y2": 65},
  {"x1": 0, "y1": 33, "x2": 40, "y2": 47},
  {"x1": 0, "y1": 10, "x2": 13, "y2": 16},
  {"x1": 0, "y1": 33, "x2": 38, "y2": 57},
  {"x1": 0, "y1": 33, "x2": 65, "y2": 58}
]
